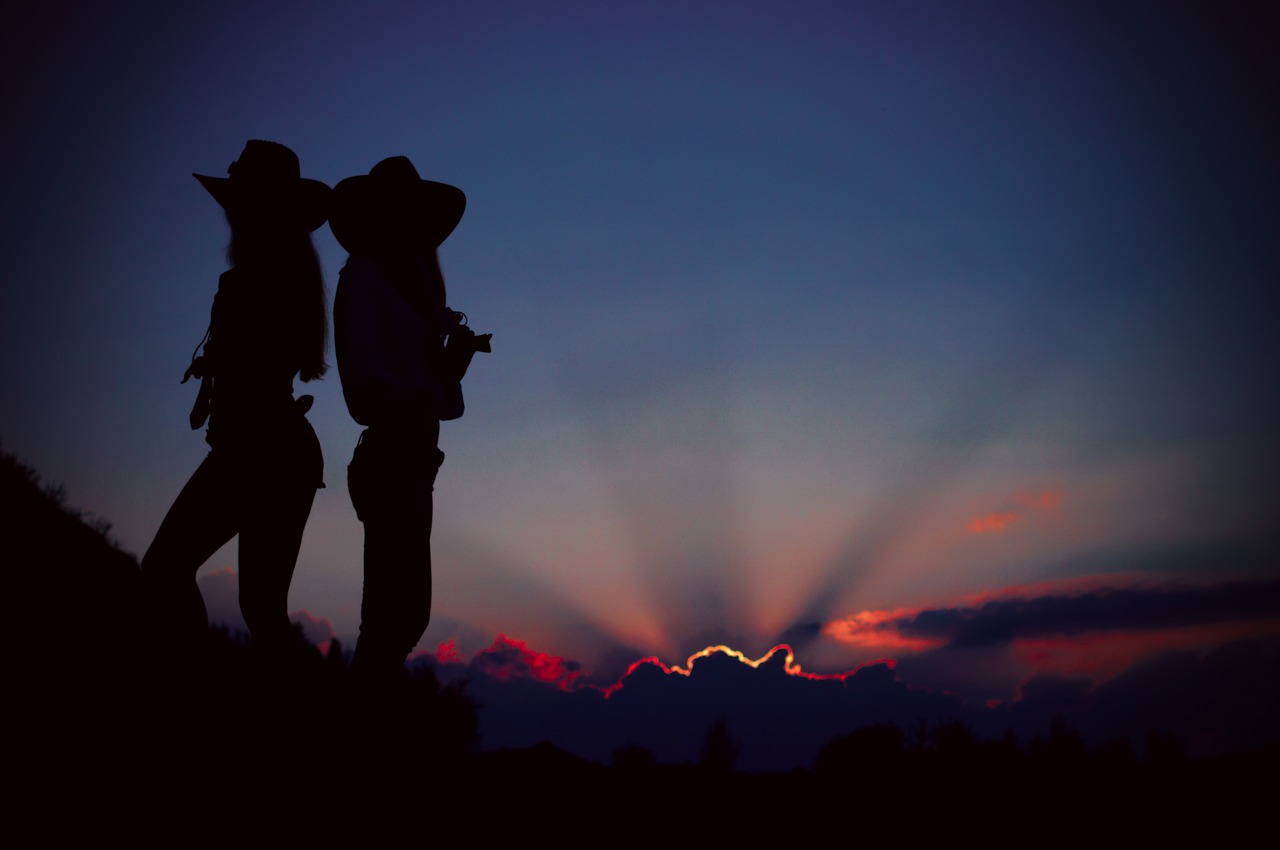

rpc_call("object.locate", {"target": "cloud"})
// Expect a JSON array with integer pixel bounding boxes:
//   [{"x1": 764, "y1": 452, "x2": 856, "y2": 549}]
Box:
[
  {"x1": 826, "y1": 578, "x2": 1280, "y2": 651},
  {"x1": 194, "y1": 566, "x2": 1280, "y2": 768},
  {"x1": 434, "y1": 641, "x2": 947, "y2": 771},
  {"x1": 1017, "y1": 488, "x2": 1062, "y2": 513},
  {"x1": 821, "y1": 609, "x2": 945, "y2": 652},
  {"x1": 433, "y1": 638, "x2": 463, "y2": 665},
  {"x1": 966, "y1": 511, "x2": 1020, "y2": 533},
  {"x1": 896, "y1": 579, "x2": 1280, "y2": 646},
  {"x1": 430, "y1": 630, "x2": 1280, "y2": 769},
  {"x1": 290, "y1": 609, "x2": 336, "y2": 655},
  {"x1": 462, "y1": 634, "x2": 585, "y2": 691},
  {"x1": 964, "y1": 487, "x2": 1062, "y2": 533},
  {"x1": 832, "y1": 577, "x2": 1280, "y2": 704},
  {"x1": 1003, "y1": 637, "x2": 1280, "y2": 757}
]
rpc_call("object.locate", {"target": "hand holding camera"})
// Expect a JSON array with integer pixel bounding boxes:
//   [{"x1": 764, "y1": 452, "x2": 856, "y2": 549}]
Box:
[{"x1": 443, "y1": 311, "x2": 491, "y2": 380}]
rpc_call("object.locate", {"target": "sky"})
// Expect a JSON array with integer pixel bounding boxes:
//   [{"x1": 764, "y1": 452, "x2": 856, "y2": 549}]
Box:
[{"x1": 3, "y1": 1, "x2": 1278, "y2": 758}]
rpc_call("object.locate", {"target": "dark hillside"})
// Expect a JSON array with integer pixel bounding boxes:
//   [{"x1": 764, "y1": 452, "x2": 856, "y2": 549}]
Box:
[{"x1": 3, "y1": 449, "x2": 141, "y2": 669}]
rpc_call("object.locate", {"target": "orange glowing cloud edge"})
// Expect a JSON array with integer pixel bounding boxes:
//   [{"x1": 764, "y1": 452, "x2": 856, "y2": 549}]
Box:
[
  {"x1": 821, "y1": 608, "x2": 946, "y2": 652},
  {"x1": 422, "y1": 635, "x2": 895, "y2": 699}
]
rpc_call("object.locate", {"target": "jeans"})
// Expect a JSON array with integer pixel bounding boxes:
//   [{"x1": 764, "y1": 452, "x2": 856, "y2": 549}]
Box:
[
  {"x1": 141, "y1": 414, "x2": 323, "y2": 660},
  {"x1": 346, "y1": 422, "x2": 443, "y2": 678}
]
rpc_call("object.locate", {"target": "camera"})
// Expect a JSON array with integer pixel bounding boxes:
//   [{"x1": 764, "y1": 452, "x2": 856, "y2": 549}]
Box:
[{"x1": 444, "y1": 311, "x2": 491, "y2": 379}]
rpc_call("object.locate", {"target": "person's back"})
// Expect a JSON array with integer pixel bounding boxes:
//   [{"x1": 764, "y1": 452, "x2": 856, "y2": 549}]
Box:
[{"x1": 329, "y1": 155, "x2": 489, "y2": 681}]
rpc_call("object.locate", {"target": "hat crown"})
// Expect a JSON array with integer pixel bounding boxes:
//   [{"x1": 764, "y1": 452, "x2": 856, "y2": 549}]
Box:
[
  {"x1": 329, "y1": 157, "x2": 465, "y2": 254},
  {"x1": 228, "y1": 140, "x2": 302, "y2": 184},
  {"x1": 368, "y1": 156, "x2": 426, "y2": 184}
]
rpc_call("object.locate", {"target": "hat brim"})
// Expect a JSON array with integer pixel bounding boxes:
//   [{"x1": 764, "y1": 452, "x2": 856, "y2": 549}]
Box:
[
  {"x1": 329, "y1": 175, "x2": 466, "y2": 256},
  {"x1": 194, "y1": 173, "x2": 332, "y2": 233}
]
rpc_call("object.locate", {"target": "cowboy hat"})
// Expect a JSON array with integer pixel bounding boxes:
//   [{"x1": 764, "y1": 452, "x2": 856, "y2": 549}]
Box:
[
  {"x1": 194, "y1": 140, "x2": 331, "y2": 233},
  {"x1": 329, "y1": 156, "x2": 466, "y2": 256}
]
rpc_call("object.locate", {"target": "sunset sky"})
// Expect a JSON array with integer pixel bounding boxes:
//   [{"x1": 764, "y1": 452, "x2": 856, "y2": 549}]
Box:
[{"x1": 3, "y1": 0, "x2": 1277, "y2": 737}]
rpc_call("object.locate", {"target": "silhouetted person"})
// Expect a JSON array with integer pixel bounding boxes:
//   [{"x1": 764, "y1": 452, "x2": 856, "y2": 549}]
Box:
[
  {"x1": 141, "y1": 141, "x2": 330, "y2": 666},
  {"x1": 331, "y1": 156, "x2": 489, "y2": 681}
]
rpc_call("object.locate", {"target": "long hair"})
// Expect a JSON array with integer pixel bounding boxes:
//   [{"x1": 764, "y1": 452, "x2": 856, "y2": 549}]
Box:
[
  {"x1": 366, "y1": 248, "x2": 447, "y2": 325},
  {"x1": 227, "y1": 213, "x2": 329, "y2": 381}
]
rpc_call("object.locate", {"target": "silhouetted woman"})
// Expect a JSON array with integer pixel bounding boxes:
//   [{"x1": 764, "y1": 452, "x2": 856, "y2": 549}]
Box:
[
  {"x1": 330, "y1": 156, "x2": 488, "y2": 680},
  {"x1": 141, "y1": 140, "x2": 330, "y2": 664}
]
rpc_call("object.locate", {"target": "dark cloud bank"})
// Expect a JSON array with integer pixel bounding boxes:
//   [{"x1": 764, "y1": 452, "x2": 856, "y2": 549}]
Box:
[
  {"x1": 425, "y1": 580, "x2": 1280, "y2": 771},
  {"x1": 895, "y1": 580, "x2": 1280, "y2": 646}
]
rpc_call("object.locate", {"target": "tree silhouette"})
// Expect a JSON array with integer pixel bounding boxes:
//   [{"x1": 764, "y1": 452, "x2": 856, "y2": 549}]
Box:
[{"x1": 699, "y1": 719, "x2": 740, "y2": 773}]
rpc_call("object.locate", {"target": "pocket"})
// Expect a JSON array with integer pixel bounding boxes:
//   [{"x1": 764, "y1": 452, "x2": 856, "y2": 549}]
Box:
[{"x1": 346, "y1": 430, "x2": 443, "y2": 522}]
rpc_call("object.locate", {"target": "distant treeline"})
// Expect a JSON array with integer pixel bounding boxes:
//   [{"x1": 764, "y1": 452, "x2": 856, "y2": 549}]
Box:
[{"x1": 12, "y1": 623, "x2": 1274, "y2": 840}]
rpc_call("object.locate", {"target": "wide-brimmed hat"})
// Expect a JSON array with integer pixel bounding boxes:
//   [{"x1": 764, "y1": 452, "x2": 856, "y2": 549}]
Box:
[
  {"x1": 194, "y1": 140, "x2": 331, "y2": 233},
  {"x1": 329, "y1": 156, "x2": 466, "y2": 256}
]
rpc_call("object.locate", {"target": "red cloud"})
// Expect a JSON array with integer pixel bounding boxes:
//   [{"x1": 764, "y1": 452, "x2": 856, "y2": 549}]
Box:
[
  {"x1": 1018, "y1": 488, "x2": 1062, "y2": 513},
  {"x1": 289, "y1": 609, "x2": 336, "y2": 656},
  {"x1": 966, "y1": 511, "x2": 1020, "y2": 533},
  {"x1": 823, "y1": 609, "x2": 947, "y2": 652},
  {"x1": 1013, "y1": 620, "x2": 1280, "y2": 685},
  {"x1": 435, "y1": 638, "x2": 462, "y2": 665},
  {"x1": 468, "y1": 634, "x2": 584, "y2": 691},
  {"x1": 965, "y1": 487, "x2": 1063, "y2": 533}
]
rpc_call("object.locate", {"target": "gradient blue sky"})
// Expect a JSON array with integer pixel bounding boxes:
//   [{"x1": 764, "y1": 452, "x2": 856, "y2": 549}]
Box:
[{"x1": 3, "y1": 1, "x2": 1276, "y2": 686}]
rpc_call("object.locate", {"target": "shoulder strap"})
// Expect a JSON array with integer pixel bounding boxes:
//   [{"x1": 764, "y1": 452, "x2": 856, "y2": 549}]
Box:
[{"x1": 181, "y1": 323, "x2": 213, "y2": 430}]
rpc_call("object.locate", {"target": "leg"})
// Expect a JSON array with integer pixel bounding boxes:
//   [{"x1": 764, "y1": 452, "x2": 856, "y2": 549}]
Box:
[
  {"x1": 349, "y1": 435, "x2": 439, "y2": 679},
  {"x1": 140, "y1": 453, "x2": 240, "y2": 660},
  {"x1": 237, "y1": 483, "x2": 317, "y2": 654},
  {"x1": 236, "y1": 418, "x2": 324, "y2": 655},
  {"x1": 351, "y1": 503, "x2": 433, "y2": 678}
]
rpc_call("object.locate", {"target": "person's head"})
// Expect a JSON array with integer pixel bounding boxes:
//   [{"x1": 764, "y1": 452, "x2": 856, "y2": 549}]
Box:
[
  {"x1": 330, "y1": 156, "x2": 465, "y2": 262},
  {"x1": 195, "y1": 140, "x2": 331, "y2": 381},
  {"x1": 195, "y1": 140, "x2": 330, "y2": 236}
]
